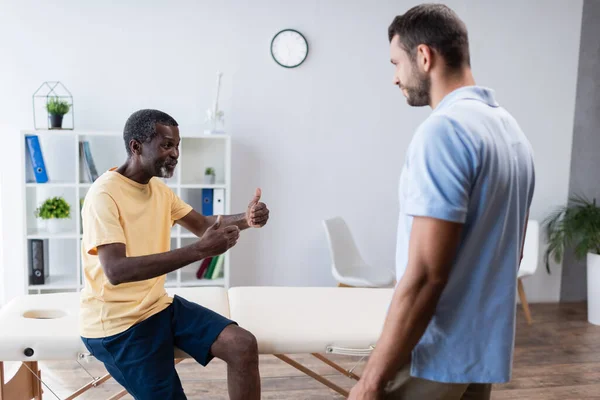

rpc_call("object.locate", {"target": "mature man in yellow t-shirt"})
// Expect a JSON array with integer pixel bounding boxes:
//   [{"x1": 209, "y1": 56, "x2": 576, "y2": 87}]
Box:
[{"x1": 79, "y1": 109, "x2": 269, "y2": 400}]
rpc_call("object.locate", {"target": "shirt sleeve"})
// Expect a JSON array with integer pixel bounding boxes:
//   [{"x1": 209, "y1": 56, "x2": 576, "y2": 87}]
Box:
[
  {"x1": 403, "y1": 115, "x2": 478, "y2": 223},
  {"x1": 82, "y1": 191, "x2": 126, "y2": 256},
  {"x1": 170, "y1": 187, "x2": 193, "y2": 222}
]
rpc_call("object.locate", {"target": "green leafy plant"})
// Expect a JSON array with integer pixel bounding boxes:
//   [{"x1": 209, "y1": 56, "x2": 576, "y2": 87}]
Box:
[
  {"x1": 35, "y1": 196, "x2": 71, "y2": 220},
  {"x1": 205, "y1": 167, "x2": 215, "y2": 175},
  {"x1": 542, "y1": 194, "x2": 600, "y2": 273},
  {"x1": 46, "y1": 96, "x2": 70, "y2": 116}
]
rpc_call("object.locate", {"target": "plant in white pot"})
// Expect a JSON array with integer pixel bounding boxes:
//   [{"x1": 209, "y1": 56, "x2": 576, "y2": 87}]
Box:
[
  {"x1": 204, "y1": 167, "x2": 216, "y2": 184},
  {"x1": 543, "y1": 194, "x2": 600, "y2": 325},
  {"x1": 35, "y1": 196, "x2": 71, "y2": 234}
]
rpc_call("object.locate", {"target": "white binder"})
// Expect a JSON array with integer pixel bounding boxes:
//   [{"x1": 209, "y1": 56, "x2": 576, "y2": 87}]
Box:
[{"x1": 213, "y1": 189, "x2": 225, "y2": 215}]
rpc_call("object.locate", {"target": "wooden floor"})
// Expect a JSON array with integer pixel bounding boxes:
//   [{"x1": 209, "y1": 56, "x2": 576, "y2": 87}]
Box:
[{"x1": 3, "y1": 302, "x2": 600, "y2": 399}]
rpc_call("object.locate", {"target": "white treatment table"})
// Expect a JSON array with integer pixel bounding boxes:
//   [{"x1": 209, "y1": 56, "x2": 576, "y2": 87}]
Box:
[{"x1": 0, "y1": 286, "x2": 393, "y2": 399}]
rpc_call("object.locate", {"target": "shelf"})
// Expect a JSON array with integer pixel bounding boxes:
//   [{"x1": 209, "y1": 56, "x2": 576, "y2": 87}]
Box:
[
  {"x1": 27, "y1": 230, "x2": 80, "y2": 239},
  {"x1": 28, "y1": 274, "x2": 79, "y2": 290},
  {"x1": 26, "y1": 183, "x2": 230, "y2": 190},
  {"x1": 22, "y1": 129, "x2": 230, "y2": 139},
  {"x1": 26, "y1": 182, "x2": 77, "y2": 188},
  {"x1": 19, "y1": 129, "x2": 232, "y2": 298},
  {"x1": 180, "y1": 275, "x2": 225, "y2": 287},
  {"x1": 178, "y1": 232, "x2": 197, "y2": 239},
  {"x1": 23, "y1": 129, "x2": 117, "y2": 137},
  {"x1": 178, "y1": 184, "x2": 227, "y2": 189}
]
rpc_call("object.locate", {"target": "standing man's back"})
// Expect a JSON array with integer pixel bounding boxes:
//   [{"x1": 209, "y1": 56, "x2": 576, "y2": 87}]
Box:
[
  {"x1": 348, "y1": 4, "x2": 535, "y2": 400},
  {"x1": 395, "y1": 86, "x2": 535, "y2": 383}
]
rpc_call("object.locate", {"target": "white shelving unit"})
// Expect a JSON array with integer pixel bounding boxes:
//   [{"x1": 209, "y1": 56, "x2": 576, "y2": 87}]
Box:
[{"x1": 20, "y1": 129, "x2": 232, "y2": 296}]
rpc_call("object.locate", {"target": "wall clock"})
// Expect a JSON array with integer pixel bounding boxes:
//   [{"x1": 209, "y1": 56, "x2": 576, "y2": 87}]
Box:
[{"x1": 270, "y1": 29, "x2": 309, "y2": 68}]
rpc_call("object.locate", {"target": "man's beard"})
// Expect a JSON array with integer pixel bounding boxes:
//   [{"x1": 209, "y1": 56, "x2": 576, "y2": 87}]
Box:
[
  {"x1": 156, "y1": 160, "x2": 176, "y2": 178},
  {"x1": 159, "y1": 166, "x2": 172, "y2": 178},
  {"x1": 402, "y1": 69, "x2": 431, "y2": 107}
]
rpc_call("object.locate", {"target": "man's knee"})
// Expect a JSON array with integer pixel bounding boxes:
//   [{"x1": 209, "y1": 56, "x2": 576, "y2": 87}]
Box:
[
  {"x1": 232, "y1": 328, "x2": 258, "y2": 359},
  {"x1": 213, "y1": 325, "x2": 258, "y2": 365}
]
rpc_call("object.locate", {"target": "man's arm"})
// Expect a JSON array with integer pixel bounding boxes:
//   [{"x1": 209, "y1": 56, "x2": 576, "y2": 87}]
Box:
[
  {"x1": 177, "y1": 210, "x2": 249, "y2": 237},
  {"x1": 176, "y1": 188, "x2": 269, "y2": 237},
  {"x1": 358, "y1": 216, "x2": 463, "y2": 393},
  {"x1": 520, "y1": 211, "x2": 530, "y2": 265},
  {"x1": 99, "y1": 216, "x2": 240, "y2": 285},
  {"x1": 98, "y1": 242, "x2": 208, "y2": 286}
]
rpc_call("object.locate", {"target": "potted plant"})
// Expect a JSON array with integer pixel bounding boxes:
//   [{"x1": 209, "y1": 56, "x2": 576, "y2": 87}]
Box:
[
  {"x1": 543, "y1": 194, "x2": 600, "y2": 325},
  {"x1": 204, "y1": 167, "x2": 216, "y2": 184},
  {"x1": 46, "y1": 96, "x2": 71, "y2": 129},
  {"x1": 35, "y1": 196, "x2": 71, "y2": 234}
]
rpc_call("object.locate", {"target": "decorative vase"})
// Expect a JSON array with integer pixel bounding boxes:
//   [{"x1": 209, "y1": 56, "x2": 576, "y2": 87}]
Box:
[
  {"x1": 50, "y1": 114, "x2": 63, "y2": 129},
  {"x1": 46, "y1": 218, "x2": 68, "y2": 234},
  {"x1": 588, "y1": 252, "x2": 600, "y2": 325},
  {"x1": 204, "y1": 174, "x2": 216, "y2": 184}
]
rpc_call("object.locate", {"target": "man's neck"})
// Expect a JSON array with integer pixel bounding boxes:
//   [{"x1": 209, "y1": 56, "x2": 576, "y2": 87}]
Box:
[
  {"x1": 116, "y1": 159, "x2": 152, "y2": 184},
  {"x1": 430, "y1": 67, "x2": 476, "y2": 109}
]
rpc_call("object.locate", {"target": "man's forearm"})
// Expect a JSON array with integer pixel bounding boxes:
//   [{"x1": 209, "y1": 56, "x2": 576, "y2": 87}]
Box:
[
  {"x1": 360, "y1": 273, "x2": 446, "y2": 391},
  {"x1": 108, "y1": 244, "x2": 207, "y2": 285},
  {"x1": 205, "y1": 213, "x2": 249, "y2": 231}
]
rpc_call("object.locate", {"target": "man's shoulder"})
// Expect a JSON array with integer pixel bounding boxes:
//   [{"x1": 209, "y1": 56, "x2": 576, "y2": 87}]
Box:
[
  {"x1": 84, "y1": 171, "x2": 124, "y2": 204},
  {"x1": 412, "y1": 113, "x2": 474, "y2": 150},
  {"x1": 87, "y1": 171, "x2": 116, "y2": 191},
  {"x1": 149, "y1": 177, "x2": 171, "y2": 191}
]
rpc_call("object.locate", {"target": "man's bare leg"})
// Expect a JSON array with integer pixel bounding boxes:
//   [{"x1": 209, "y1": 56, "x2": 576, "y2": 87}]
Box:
[{"x1": 210, "y1": 324, "x2": 261, "y2": 400}]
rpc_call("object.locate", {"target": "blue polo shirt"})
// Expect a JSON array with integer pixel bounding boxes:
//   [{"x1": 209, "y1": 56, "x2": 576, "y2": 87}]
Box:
[{"x1": 395, "y1": 86, "x2": 535, "y2": 383}]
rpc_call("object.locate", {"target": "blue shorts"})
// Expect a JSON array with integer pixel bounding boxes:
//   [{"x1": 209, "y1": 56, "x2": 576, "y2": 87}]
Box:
[{"x1": 81, "y1": 294, "x2": 236, "y2": 400}]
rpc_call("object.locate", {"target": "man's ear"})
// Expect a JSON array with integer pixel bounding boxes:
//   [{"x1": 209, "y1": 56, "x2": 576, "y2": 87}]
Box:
[
  {"x1": 129, "y1": 139, "x2": 142, "y2": 156},
  {"x1": 416, "y1": 44, "x2": 433, "y2": 73}
]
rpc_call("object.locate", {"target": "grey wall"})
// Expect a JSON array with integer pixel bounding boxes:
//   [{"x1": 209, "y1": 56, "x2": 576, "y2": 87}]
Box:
[
  {"x1": 0, "y1": 0, "x2": 584, "y2": 304},
  {"x1": 561, "y1": 0, "x2": 600, "y2": 302}
]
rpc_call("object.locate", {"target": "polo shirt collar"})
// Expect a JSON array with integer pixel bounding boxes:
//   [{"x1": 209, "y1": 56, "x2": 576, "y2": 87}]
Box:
[{"x1": 434, "y1": 85, "x2": 499, "y2": 112}]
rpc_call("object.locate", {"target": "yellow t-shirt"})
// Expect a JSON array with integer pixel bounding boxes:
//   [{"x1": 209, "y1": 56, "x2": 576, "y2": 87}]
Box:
[{"x1": 79, "y1": 168, "x2": 193, "y2": 338}]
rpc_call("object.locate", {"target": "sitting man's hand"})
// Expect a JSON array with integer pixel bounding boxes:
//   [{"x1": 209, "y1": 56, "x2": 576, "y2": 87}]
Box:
[
  {"x1": 246, "y1": 188, "x2": 269, "y2": 228},
  {"x1": 348, "y1": 381, "x2": 382, "y2": 400},
  {"x1": 196, "y1": 215, "x2": 239, "y2": 257}
]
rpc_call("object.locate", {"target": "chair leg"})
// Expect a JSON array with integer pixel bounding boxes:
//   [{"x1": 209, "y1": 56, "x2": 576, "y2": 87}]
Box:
[{"x1": 517, "y1": 278, "x2": 532, "y2": 324}]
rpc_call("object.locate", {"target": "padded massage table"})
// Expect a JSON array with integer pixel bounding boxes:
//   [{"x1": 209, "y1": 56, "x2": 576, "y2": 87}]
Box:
[{"x1": 0, "y1": 286, "x2": 393, "y2": 399}]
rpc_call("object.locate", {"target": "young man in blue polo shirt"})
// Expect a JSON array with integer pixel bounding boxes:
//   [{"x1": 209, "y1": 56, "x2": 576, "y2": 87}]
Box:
[{"x1": 349, "y1": 4, "x2": 535, "y2": 400}]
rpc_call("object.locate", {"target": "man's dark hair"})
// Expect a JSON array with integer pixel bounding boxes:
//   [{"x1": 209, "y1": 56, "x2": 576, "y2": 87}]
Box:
[
  {"x1": 123, "y1": 109, "x2": 178, "y2": 156},
  {"x1": 388, "y1": 4, "x2": 470, "y2": 70}
]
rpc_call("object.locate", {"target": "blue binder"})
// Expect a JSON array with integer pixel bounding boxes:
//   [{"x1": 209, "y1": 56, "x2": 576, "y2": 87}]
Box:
[
  {"x1": 25, "y1": 135, "x2": 49, "y2": 183},
  {"x1": 202, "y1": 189, "x2": 214, "y2": 216}
]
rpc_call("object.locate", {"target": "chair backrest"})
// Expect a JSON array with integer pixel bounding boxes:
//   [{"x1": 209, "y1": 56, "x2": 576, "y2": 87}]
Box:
[
  {"x1": 520, "y1": 219, "x2": 539, "y2": 275},
  {"x1": 322, "y1": 217, "x2": 369, "y2": 275}
]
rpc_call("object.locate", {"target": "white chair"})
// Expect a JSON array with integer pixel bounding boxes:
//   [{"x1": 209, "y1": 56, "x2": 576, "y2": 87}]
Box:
[
  {"x1": 517, "y1": 219, "x2": 539, "y2": 325},
  {"x1": 322, "y1": 217, "x2": 396, "y2": 288}
]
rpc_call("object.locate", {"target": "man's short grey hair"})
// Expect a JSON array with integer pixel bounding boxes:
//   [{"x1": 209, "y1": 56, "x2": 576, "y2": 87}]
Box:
[{"x1": 123, "y1": 109, "x2": 178, "y2": 156}]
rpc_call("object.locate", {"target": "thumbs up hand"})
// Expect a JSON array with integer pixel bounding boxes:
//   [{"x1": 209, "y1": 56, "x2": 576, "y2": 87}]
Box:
[
  {"x1": 197, "y1": 215, "x2": 240, "y2": 257},
  {"x1": 246, "y1": 188, "x2": 269, "y2": 228}
]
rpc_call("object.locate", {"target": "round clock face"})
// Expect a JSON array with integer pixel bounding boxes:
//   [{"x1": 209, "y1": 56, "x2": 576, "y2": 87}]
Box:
[{"x1": 270, "y1": 29, "x2": 309, "y2": 68}]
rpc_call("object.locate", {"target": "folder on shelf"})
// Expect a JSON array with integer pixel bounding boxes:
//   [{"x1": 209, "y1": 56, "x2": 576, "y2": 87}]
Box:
[
  {"x1": 25, "y1": 135, "x2": 49, "y2": 183},
  {"x1": 210, "y1": 253, "x2": 225, "y2": 279},
  {"x1": 202, "y1": 188, "x2": 213, "y2": 216},
  {"x1": 28, "y1": 239, "x2": 49, "y2": 285},
  {"x1": 213, "y1": 188, "x2": 225, "y2": 215},
  {"x1": 204, "y1": 255, "x2": 220, "y2": 279},
  {"x1": 196, "y1": 257, "x2": 212, "y2": 279},
  {"x1": 79, "y1": 141, "x2": 99, "y2": 182}
]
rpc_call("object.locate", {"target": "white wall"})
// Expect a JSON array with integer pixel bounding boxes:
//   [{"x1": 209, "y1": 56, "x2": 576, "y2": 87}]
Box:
[{"x1": 0, "y1": 0, "x2": 583, "y2": 305}]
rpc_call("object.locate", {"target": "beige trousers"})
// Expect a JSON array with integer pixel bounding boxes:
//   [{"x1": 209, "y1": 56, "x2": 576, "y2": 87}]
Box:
[{"x1": 383, "y1": 363, "x2": 492, "y2": 400}]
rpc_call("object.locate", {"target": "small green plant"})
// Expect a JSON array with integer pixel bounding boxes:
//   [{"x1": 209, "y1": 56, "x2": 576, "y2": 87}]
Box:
[
  {"x1": 35, "y1": 196, "x2": 71, "y2": 220},
  {"x1": 205, "y1": 167, "x2": 215, "y2": 175},
  {"x1": 46, "y1": 96, "x2": 70, "y2": 116},
  {"x1": 542, "y1": 194, "x2": 600, "y2": 273}
]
